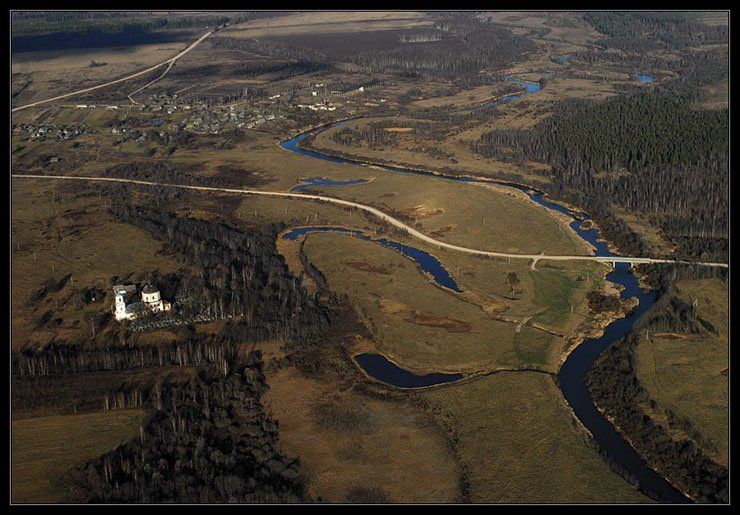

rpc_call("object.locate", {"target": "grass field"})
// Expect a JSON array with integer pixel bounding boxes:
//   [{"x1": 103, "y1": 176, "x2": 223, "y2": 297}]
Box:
[
  {"x1": 424, "y1": 372, "x2": 650, "y2": 503},
  {"x1": 221, "y1": 11, "x2": 433, "y2": 39},
  {"x1": 291, "y1": 156, "x2": 588, "y2": 256},
  {"x1": 11, "y1": 41, "x2": 190, "y2": 105},
  {"x1": 302, "y1": 232, "x2": 600, "y2": 374},
  {"x1": 11, "y1": 179, "x2": 182, "y2": 350},
  {"x1": 265, "y1": 365, "x2": 459, "y2": 502},
  {"x1": 12, "y1": 409, "x2": 145, "y2": 503},
  {"x1": 635, "y1": 277, "x2": 729, "y2": 466}
]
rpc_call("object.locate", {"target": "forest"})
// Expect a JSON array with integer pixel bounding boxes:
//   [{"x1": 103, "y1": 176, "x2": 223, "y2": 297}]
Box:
[
  {"x1": 583, "y1": 11, "x2": 728, "y2": 50},
  {"x1": 10, "y1": 11, "x2": 258, "y2": 36},
  {"x1": 79, "y1": 349, "x2": 307, "y2": 503},
  {"x1": 108, "y1": 204, "x2": 331, "y2": 341},
  {"x1": 347, "y1": 17, "x2": 533, "y2": 80},
  {"x1": 11, "y1": 205, "x2": 354, "y2": 501},
  {"x1": 471, "y1": 91, "x2": 728, "y2": 261}
]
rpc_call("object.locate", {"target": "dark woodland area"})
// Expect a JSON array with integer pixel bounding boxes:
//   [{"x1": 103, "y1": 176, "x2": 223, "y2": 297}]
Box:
[
  {"x1": 471, "y1": 91, "x2": 728, "y2": 261},
  {"x1": 78, "y1": 351, "x2": 307, "y2": 503},
  {"x1": 586, "y1": 267, "x2": 728, "y2": 503}
]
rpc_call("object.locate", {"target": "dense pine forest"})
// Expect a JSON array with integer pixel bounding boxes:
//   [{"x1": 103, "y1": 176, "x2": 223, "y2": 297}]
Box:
[
  {"x1": 471, "y1": 91, "x2": 728, "y2": 260},
  {"x1": 584, "y1": 11, "x2": 728, "y2": 49}
]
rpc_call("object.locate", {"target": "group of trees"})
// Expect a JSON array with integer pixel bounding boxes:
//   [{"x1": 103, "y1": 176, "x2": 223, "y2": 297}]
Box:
[
  {"x1": 331, "y1": 120, "x2": 447, "y2": 151},
  {"x1": 105, "y1": 161, "x2": 269, "y2": 189},
  {"x1": 13, "y1": 335, "x2": 238, "y2": 377},
  {"x1": 583, "y1": 11, "x2": 728, "y2": 50},
  {"x1": 12, "y1": 203, "x2": 351, "y2": 501},
  {"x1": 110, "y1": 204, "x2": 332, "y2": 342},
  {"x1": 586, "y1": 268, "x2": 727, "y2": 503},
  {"x1": 207, "y1": 13, "x2": 533, "y2": 82},
  {"x1": 348, "y1": 16, "x2": 533, "y2": 79},
  {"x1": 80, "y1": 351, "x2": 306, "y2": 503},
  {"x1": 11, "y1": 11, "x2": 258, "y2": 36},
  {"x1": 471, "y1": 91, "x2": 728, "y2": 261}
]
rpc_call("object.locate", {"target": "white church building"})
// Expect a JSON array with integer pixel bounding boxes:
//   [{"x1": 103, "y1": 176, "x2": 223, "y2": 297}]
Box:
[{"x1": 113, "y1": 283, "x2": 171, "y2": 321}]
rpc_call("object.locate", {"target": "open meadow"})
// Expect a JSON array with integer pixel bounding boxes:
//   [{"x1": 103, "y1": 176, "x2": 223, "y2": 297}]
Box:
[
  {"x1": 12, "y1": 409, "x2": 146, "y2": 502},
  {"x1": 635, "y1": 277, "x2": 729, "y2": 466},
  {"x1": 424, "y1": 372, "x2": 650, "y2": 503}
]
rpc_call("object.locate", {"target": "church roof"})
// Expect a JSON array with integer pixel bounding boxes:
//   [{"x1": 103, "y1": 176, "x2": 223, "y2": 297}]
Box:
[{"x1": 142, "y1": 284, "x2": 159, "y2": 294}]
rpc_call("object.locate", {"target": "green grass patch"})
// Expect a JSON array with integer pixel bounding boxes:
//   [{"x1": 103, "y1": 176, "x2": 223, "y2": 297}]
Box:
[{"x1": 529, "y1": 268, "x2": 579, "y2": 327}]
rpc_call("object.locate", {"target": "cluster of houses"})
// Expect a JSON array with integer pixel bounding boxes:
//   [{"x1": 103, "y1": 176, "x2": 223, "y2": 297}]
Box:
[
  {"x1": 15, "y1": 124, "x2": 86, "y2": 141},
  {"x1": 183, "y1": 107, "x2": 283, "y2": 134},
  {"x1": 296, "y1": 100, "x2": 337, "y2": 112}
]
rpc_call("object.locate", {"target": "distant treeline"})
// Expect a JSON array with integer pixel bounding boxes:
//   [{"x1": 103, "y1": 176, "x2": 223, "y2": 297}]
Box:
[
  {"x1": 11, "y1": 30, "x2": 193, "y2": 54},
  {"x1": 349, "y1": 15, "x2": 533, "y2": 78},
  {"x1": 11, "y1": 11, "x2": 262, "y2": 36},
  {"x1": 104, "y1": 161, "x2": 269, "y2": 189},
  {"x1": 209, "y1": 13, "x2": 533, "y2": 81},
  {"x1": 587, "y1": 266, "x2": 728, "y2": 503},
  {"x1": 471, "y1": 91, "x2": 728, "y2": 261},
  {"x1": 583, "y1": 11, "x2": 728, "y2": 50}
]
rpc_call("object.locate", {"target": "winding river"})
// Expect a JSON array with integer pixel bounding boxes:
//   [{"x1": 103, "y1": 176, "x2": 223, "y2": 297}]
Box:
[
  {"x1": 279, "y1": 83, "x2": 690, "y2": 503},
  {"x1": 282, "y1": 225, "x2": 462, "y2": 292}
]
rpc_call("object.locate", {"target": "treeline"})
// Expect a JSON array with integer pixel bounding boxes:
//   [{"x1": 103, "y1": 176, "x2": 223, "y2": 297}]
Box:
[
  {"x1": 11, "y1": 11, "x2": 259, "y2": 36},
  {"x1": 586, "y1": 268, "x2": 728, "y2": 503},
  {"x1": 104, "y1": 161, "x2": 269, "y2": 189},
  {"x1": 209, "y1": 15, "x2": 531, "y2": 82},
  {"x1": 12, "y1": 335, "x2": 236, "y2": 377},
  {"x1": 207, "y1": 35, "x2": 331, "y2": 71},
  {"x1": 109, "y1": 204, "x2": 331, "y2": 341},
  {"x1": 348, "y1": 17, "x2": 533, "y2": 78},
  {"x1": 79, "y1": 351, "x2": 306, "y2": 503},
  {"x1": 471, "y1": 91, "x2": 728, "y2": 260},
  {"x1": 331, "y1": 120, "x2": 447, "y2": 150},
  {"x1": 583, "y1": 11, "x2": 728, "y2": 50},
  {"x1": 332, "y1": 126, "x2": 398, "y2": 150}
]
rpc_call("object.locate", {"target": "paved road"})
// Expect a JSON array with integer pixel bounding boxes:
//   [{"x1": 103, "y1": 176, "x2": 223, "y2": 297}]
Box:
[
  {"x1": 11, "y1": 30, "x2": 212, "y2": 113},
  {"x1": 11, "y1": 173, "x2": 729, "y2": 269}
]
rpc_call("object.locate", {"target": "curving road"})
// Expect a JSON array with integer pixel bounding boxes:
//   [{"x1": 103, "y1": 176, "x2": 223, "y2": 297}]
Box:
[
  {"x1": 11, "y1": 173, "x2": 729, "y2": 270},
  {"x1": 11, "y1": 30, "x2": 212, "y2": 113}
]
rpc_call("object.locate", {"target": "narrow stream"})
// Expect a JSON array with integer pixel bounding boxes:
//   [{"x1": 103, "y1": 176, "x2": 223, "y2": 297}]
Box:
[{"x1": 278, "y1": 79, "x2": 690, "y2": 503}]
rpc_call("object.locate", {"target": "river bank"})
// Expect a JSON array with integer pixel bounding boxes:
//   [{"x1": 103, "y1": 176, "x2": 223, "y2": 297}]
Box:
[{"x1": 279, "y1": 120, "x2": 691, "y2": 503}]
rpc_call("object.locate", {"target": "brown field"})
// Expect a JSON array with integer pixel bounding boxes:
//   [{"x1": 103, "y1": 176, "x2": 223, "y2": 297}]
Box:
[
  {"x1": 11, "y1": 41, "x2": 192, "y2": 105},
  {"x1": 424, "y1": 372, "x2": 650, "y2": 503},
  {"x1": 265, "y1": 365, "x2": 460, "y2": 502},
  {"x1": 12, "y1": 409, "x2": 145, "y2": 503},
  {"x1": 635, "y1": 277, "x2": 729, "y2": 466}
]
